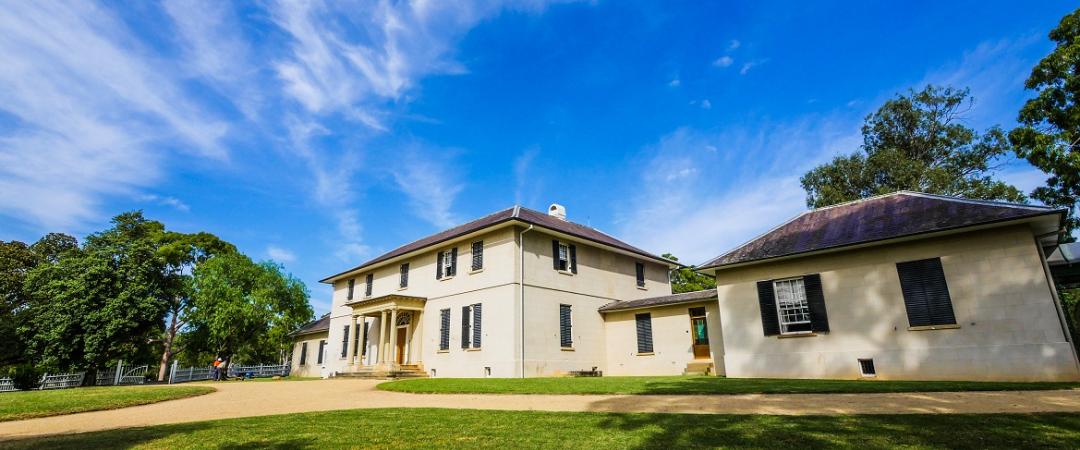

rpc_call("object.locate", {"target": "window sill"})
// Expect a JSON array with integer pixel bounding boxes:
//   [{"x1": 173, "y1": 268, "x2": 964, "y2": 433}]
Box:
[
  {"x1": 465, "y1": 347, "x2": 482, "y2": 352},
  {"x1": 469, "y1": 268, "x2": 484, "y2": 274},
  {"x1": 557, "y1": 270, "x2": 575, "y2": 276},
  {"x1": 438, "y1": 276, "x2": 454, "y2": 281},
  {"x1": 777, "y1": 332, "x2": 818, "y2": 339},
  {"x1": 908, "y1": 324, "x2": 960, "y2": 331},
  {"x1": 635, "y1": 352, "x2": 655, "y2": 356},
  {"x1": 397, "y1": 286, "x2": 408, "y2": 291},
  {"x1": 437, "y1": 350, "x2": 450, "y2": 354},
  {"x1": 561, "y1": 347, "x2": 575, "y2": 352},
  {"x1": 636, "y1": 285, "x2": 647, "y2": 290}
]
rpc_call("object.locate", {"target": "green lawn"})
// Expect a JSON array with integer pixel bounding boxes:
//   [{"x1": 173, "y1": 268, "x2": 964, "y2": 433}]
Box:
[
  {"x1": 0, "y1": 385, "x2": 215, "y2": 422},
  {"x1": 377, "y1": 376, "x2": 1080, "y2": 395},
  {"x1": 2, "y1": 408, "x2": 1079, "y2": 449}
]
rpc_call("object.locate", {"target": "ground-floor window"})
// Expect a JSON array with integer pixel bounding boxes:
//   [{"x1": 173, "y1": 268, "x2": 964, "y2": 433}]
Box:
[
  {"x1": 635, "y1": 313, "x2": 653, "y2": 353},
  {"x1": 299, "y1": 342, "x2": 308, "y2": 365},
  {"x1": 559, "y1": 304, "x2": 573, "y2": 348},
  {"x1": 439, "y1": 308, "x2": 451, "y2": 351},
  {"x1": 773, "y1": 277, "x2": 812, "y2": 334},
  {"x1": 317, "y1": 340, "x2": 326, "y2": 364},
  {"x1": 461, "y1": 303, "x2": 482, "y2": 349}
]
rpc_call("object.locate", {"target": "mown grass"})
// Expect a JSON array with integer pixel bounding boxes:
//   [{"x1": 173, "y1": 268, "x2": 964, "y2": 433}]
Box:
[
  {"x1": 0, "y1": 385, "x2": 215, "y2": 422},
  {"x1": 377, "y1": 375, "x2": 1080, "y2": 395},
  {"x1": 2, "y1": 408, "x2": 1079, "y2": 449}
]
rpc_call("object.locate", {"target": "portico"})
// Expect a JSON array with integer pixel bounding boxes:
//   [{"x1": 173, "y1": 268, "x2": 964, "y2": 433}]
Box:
[{"x1": 343, "y1": 294, "x2": 426, "y2": 372}]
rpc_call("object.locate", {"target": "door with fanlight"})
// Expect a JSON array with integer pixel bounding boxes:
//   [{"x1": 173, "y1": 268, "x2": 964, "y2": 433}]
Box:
[{"x1": 689, "y1": 307, "x2": 710, "y2": 359}]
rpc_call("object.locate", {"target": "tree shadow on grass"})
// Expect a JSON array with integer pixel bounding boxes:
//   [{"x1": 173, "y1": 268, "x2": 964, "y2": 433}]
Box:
[
  {"x1": 593, "y1": 412, "x2": 1080, "y2": 449},
  {"x1": 0, "y1": 423, "x2": 313, "y2": 450}
]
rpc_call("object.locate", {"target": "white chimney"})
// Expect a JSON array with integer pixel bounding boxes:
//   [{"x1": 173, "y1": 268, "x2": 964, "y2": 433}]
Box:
[{"x1": 548, "y1": 203, "x2": 567, "y2": 220}]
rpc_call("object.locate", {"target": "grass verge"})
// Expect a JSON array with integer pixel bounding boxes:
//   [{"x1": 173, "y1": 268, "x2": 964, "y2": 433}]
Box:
[
  {"x1": 377, "y1": 376, "x2": 1080, "y2": 395},
  {"x1": 0, "y1": 385, "x2": 215, "y2": 422},
  {"x1": 2, "y1": 408, "x2": 1079, "y2": 449}
]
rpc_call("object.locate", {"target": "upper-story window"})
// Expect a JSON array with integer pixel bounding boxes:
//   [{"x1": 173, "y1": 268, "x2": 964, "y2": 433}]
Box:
[
  {"x1": 437, "y1": 248, "x2": 457, "y2": 279},
  {"x1": 365, "y1": 273, "x2": 373, "y2": 297},
  {"x1": 346, "y1": 278, "x2": 355, "y2": 300},
  {"x1": 551, "y1": 240, "x2": 577, "y2": 273},
  {"x1": 471, "y1": 241, "x2": 483, "y2": 271},
  {"x1": 635, "y1": 262, "x2": 646, "y2": 287},
  {"x1": 399, "y1": 263, "x2": 409, "y2": 288}
]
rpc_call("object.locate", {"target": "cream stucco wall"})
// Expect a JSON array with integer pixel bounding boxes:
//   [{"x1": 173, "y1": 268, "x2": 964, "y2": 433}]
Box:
[
  {"x1": 603, "y1": 301, "x2": 724, "y2": 376},
  {"x1": 323, "y1": 226, "x2": 521, "y2": 377},
  {"x1": 289, "y1": 331, "x2": 329, "y2": 378},
  {"x1": 519, "y1": 229, "x2": 672, "y2": 376},
  {"x1": 714, "y1": 224, "x2": 1080, "y2": 381}
]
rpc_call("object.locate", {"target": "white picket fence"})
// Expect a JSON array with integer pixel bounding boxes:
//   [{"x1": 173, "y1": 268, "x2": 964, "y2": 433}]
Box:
[
  {"x1": 97, "y1": 361, "x2": 149, "y2": 386},
  {"x1": 228, "y1": 363, "x2": 290, "y2": 378},
  {"x1": 168, "y1": 362, "x2": 214, "y2": 384},
  {"x1": 0, "y1": 377, "x2": 16, "y2": 392},
  {"x1": 38, "y1": 372, "x2": 85, "y2": 390}
]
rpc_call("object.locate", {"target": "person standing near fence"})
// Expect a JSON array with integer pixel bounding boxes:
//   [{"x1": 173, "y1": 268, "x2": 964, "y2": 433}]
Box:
[{"x1": 212, "y1": 357, "x2": 222, "y2": 381}]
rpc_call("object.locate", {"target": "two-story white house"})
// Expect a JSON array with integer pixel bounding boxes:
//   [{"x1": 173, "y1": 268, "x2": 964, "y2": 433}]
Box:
[{"x1": 294, "y1": 204, "x2": 721, "y2": 378}]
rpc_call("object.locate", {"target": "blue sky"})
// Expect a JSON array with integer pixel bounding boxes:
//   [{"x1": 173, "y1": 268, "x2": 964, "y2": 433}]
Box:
[{"x1": 0, "y1": 1, "x2": 1073, "y2": 315}]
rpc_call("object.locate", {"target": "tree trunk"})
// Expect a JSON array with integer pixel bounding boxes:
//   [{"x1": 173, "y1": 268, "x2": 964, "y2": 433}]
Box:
[{"x1": 156, "y1": 314, "x2": 178, "y2": 381}]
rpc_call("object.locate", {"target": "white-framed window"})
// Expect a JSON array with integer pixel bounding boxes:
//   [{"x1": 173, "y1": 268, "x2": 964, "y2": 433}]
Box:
[
  {"x1": 773, "y1": 277, "x2": 812, "y2": 334},
  {"x1": 557, "y1": 243, "x2": 570, "y2": 271},
  {"x1": 441, "y1": 251, "x2": 454, "y2": 277}
]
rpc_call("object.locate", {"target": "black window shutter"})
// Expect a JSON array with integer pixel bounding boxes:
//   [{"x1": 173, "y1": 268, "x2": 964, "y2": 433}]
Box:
[
  {"x1": 803, "y1": 274, "x2": 830, "y2": 333},
  {"x1": 552, "y1": 240, "x2": 560, "y2": 270},
  {"x1": 341, "y1": 325, "x2": 349, "y2": 357},
  {"x1": 472, "y1": 303, "x2": 482, "y2": 348},
  {"x1": 347, "y1": 279, "x2": 355, "y2": 300},
  {"x1": 635, "y1": 262, "x2": 645, "y2": 287},
  {"x1": 357, "y1": 322, "x2": 366, "y2": 357},
  {"x1": 569, "y1": 244, "x2": 578, "y2": 274},
  {"x1": 365, "y1": 274, "x2": 373, "y2": 296},
  {"x1": 461, "y1": 305, "x2": 471, "y2": 348},
  {"x1": 757, "y1": 280, "x2": 781, "y2": 336},
  {"x1": 400, "y1": 263, "x2": 409, "y2": 288},
  {"x1": 450, "y1": 247, "x2": 458, "y2": 276},
  {"x1": 439, "y1": 308, "x2": 450, "y2": 350},
  {"x1": 299, "y1": 342, "x2": 307, "y2": 365},
  {"x1": 472, "y1": 241, "x2": 483, "y2": 270},
  {"x1": 317, "y1": 340, "x2": 325, "y2": 364},
  {"x1": 635, "y1": 313, "x2": 653, "y2": 353},
  {"x1": 436, "y1": 251, "x2": 444, "y2": 279},
  {"x1": 897, "y1": 258, "x2": 956, "y2": 327},
  {"x1": 559, "y1": 304, "x2": 573, "y2": 347}
]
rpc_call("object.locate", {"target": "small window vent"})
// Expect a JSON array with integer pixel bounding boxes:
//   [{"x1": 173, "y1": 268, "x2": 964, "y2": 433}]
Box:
[
  {"x1": 858, "y1": 358, "x2": 876, "y2": 377},
  {"x1": 484, "y1": 367, "x2": 491, "y2": 377},
  {"x1": 430, "y1": 369, "x2": 436, "y2": 378}
]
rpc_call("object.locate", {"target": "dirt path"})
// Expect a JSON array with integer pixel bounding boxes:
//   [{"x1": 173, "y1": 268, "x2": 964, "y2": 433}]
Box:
[{"x1": 2, "y1": 379, "x2": 1080, "y2": 440}]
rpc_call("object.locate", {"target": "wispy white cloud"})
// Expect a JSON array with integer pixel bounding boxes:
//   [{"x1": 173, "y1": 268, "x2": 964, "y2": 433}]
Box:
[
  {"x1": 267, "y1": 245, "x2": 298, "y2": 263},
  {"x1": 668, "y1": 78, "x2": 681, "y2": 87},
  {"x1": 618, "y1": 118, "x2": 861, "y2": 265},
  {"x1": 728, "y1": 39, "x2": 741, "y2": 50},
  {"x1": 713, "y1": 56, "x2": 734, "y2": 67},
  {"x1": 739, "y1": 59, "x2": 767, "y2": 75},
  {"x1": 138, "y1": 194, "x2": 191, "y2": 212},
  {"x1": 389, "y1": 145, "x2": 464, "y2": 229},
  {"x1": 514, "y1": 146, "x2": 540, "y2": 205},
  {"x1": 0, "y1": 1, "x2": 228, "y2": 231}
]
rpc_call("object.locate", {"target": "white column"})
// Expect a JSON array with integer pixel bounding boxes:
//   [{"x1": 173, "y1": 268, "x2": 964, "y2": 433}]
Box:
[
  {"x1": 377, "y1": 310, "x2": 388, "y2": 364},
  {"x1": 346, "y1": 315, "x2": 358, "y2": 366},
  {"x1": 388, "y1": 309, "x2": 400, "y2": 366}
]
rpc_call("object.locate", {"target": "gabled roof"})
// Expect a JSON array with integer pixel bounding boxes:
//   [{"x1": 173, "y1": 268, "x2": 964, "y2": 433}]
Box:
[
  {"x1": 290, "y1": 313, "x2": 330, "y2": 337},
  {"x1": 700, "y1": 191, "x2": 1065, "y2": 270},
  {"x1": 598, "y1": 289, "x2": 718, "y2": 313},
  {"x1": 321, "y1": 206, "x2": 677, "y2": 283}
]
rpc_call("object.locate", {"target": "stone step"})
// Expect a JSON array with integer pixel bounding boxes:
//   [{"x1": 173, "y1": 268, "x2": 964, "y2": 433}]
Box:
[{"x1": 683, "y1": 361, "x2": 713, "y2": 376}]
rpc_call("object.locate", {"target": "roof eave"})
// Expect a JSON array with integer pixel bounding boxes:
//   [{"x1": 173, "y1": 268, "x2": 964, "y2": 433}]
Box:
[{"x1": 698, "y1": 210, "x2": 1066, "y2": 273}]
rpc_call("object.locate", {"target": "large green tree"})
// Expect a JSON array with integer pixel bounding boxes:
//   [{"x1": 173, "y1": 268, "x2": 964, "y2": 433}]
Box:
[
  {"x1": 801, "y1": 85, "x2": 1025, "y2": 208},
  {"x1": 664, "y1": 253, "x2": 716, "y2": 294},
  {"x1": 0, "y1": 240, "x2": 38, "y2": 367},
  {"x1": 21, "y1": 212, "x2": 169, "y2": 371},
  {"x1": 153, "y1": 232, "x2": 237, "y2": 380},
  {"x1": 1009, "y1": 8, "x2": 1080, "y2": 238},
  {"x1": 184, "y1": 253, "x2": 311, "y2": 371}
]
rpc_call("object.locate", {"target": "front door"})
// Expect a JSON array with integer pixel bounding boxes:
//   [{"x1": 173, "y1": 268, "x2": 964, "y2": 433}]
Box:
[
  {"x1": 689, "y1": 307, "x2": 710, "y2": 359},
  {"x1": 395, "y1": 328, "x2": 407, "y2": 364}
]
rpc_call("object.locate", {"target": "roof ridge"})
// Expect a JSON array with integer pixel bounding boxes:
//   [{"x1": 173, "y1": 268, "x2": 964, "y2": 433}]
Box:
[{"x1": 900, "y1": 191, "x2": 1055, "y2": 211}]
